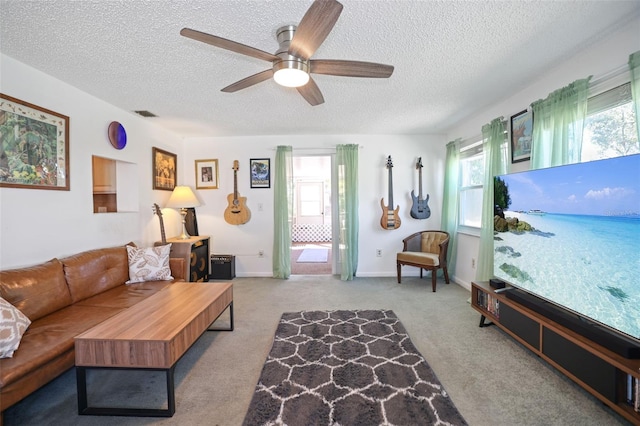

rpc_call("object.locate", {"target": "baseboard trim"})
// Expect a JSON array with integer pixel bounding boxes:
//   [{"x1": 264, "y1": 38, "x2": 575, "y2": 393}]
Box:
[{"x1": 232, "y1": 272, "x2": 473, "y2": 293}]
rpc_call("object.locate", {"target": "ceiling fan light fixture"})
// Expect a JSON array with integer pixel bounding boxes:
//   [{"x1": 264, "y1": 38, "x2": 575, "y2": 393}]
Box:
[
  {"x1": 181, "y1": 1, "x2": 392, "y2": 105},
  {"x1": 273, "y1": 60, "x2": 309, "y2": 88}
]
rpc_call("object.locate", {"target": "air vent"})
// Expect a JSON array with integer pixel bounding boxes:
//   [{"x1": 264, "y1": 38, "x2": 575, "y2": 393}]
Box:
[{"x1": 134, "y1": 110, "x2": 157, "y2": 118}]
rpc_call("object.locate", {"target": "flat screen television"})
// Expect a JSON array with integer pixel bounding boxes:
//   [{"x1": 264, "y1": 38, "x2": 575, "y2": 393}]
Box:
[{"x1": 493, "y1": 153, "x2": 640, "y2": 357}]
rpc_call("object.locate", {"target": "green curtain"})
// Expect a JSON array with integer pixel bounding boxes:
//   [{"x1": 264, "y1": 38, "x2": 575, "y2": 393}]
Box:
[
  {"x1": 476, "y1": 118, "x2": 508, "y2": 281},
  {"x1": 336, "y1": 144, "x2": 359, "y2": 280},
  {"x1": 440, "y1": 139, "x2": 461, "y2": 276},
  {"x1": 272, "y1": 146, "x2": 293, "y2": 279},
  {"x1": 530, "y1": 77, "x2": 592, "y2": 169},
  {"x1": 629, "y1": 51, "x2": 640, "y2": 140}
]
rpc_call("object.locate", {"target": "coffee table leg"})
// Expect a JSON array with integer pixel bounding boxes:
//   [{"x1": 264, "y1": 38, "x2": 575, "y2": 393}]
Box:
[
  {"x1": 208, "y1": 301, "x2": 234, "y2": 331},
  {"x1": 76, "y1": 366, "x2": 176, "y2": 417},
  {"x1": 166, "y1": 366, "x2": 176, "y2": 415},
  {"x1": 77, "y1": 366, "x2": 88, "y2": 413}
]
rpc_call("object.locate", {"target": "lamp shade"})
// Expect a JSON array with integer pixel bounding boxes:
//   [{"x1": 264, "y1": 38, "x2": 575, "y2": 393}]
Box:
[{"x1": 166, "y1": 186, "x2": 201, "y2": 208}]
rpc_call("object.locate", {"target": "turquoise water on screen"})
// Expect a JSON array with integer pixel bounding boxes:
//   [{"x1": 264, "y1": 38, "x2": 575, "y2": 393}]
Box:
[{"x1": 494, "y1": 212, "x2": 640, "y2": 340}]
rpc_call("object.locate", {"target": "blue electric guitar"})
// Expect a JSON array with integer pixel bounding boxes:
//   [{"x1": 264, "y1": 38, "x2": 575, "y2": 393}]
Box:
[{"x1": 410, "y1": 157, "x2": 431, "y2": 219}]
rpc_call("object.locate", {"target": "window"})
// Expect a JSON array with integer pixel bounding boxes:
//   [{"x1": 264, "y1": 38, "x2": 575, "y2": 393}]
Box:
[
  {"x1": 459, "y1": 140, "x2": 483, "y2": 228},
  {"x1": 452, "y1": 75, "x2": 638, "y2": 233},
  {"x1": 582, "y1": 82, "x2": 639, "y2": 161}
]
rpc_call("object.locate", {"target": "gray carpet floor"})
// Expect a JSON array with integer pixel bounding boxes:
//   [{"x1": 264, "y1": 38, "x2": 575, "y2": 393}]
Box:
[{"x1": 3, "y1": 276, "x2": 632, "y2": 425}]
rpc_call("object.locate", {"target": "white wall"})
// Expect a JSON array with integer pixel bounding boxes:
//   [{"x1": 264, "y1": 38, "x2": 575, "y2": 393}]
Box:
[
  {"x1": 446, "y1": 16, "x2": 640, "y2": 289},
  {"x1": 0, "y1": 55, "x2": 185, "y2": 268},
  {"x1": 182, "y1": 134, "x2": 446, "y2": 277},
  {"x1": 0, "y1": 54, "x2": 448, "y2": 275},
  {"x1": 3, "y1": 15, "x2": 637, "y2": 277}
]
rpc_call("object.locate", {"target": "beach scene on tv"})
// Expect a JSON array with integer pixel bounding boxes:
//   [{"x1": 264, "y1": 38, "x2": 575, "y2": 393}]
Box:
[{"x1": 493, "y1": 154, "x2": 640, "y2": 341}]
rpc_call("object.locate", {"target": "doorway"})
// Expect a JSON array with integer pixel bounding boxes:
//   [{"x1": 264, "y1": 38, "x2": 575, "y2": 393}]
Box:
[{"x1": 291, "y1": 155, "x2": 332, "y2": 275}]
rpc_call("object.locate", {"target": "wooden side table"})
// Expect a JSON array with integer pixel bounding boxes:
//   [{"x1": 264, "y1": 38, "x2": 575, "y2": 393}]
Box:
[{"x1": 156, "y1": 236, "x2": 210, "y2": 282}]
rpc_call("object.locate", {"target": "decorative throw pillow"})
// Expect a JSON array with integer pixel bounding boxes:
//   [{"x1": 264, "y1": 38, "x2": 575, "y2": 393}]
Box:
[
  {"x1": 0, "y1": 297, "x2": 31, "y2": 359},
  {"x1": 125, "y1": 244, "x2": 174, "y2": 284}
]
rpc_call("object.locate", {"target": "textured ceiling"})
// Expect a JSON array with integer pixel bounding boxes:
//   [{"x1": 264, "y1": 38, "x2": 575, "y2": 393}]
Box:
[{"x1": 1, "y1": 0, "x2": 639, "y2": 138}]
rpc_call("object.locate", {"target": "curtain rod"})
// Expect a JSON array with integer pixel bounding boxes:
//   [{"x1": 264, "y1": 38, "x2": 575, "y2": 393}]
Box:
[{"x1": 590, "y1": 63, "x2": 629, "y2": 87}]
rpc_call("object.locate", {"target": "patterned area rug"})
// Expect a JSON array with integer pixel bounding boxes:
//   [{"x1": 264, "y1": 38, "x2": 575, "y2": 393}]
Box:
[{"x1": 243, "y1": 310, "x2": 467, "y2": 426}]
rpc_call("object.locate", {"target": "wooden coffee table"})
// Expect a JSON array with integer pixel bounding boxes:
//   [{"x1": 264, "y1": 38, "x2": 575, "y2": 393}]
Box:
[{"x1": 74, "y1": 282, "x2": 233, "y2": 417}]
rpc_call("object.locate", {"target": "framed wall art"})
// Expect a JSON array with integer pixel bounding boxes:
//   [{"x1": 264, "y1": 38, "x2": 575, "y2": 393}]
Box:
[
  {"x1": 250, "y1": 158, "x2": 270, "y2": 188},
  {"x1": 152, "y1": 147, "x2": 176, "y2": 191},
  {"x1": 195, "y1": 159, "x2": 219, "y2": 189},
  {"x1": 0, "y1": 93, "x2": 70, "y2": 190},
  {"x1": 510, "y1": 109, "x2": 533, "y2": 163}
]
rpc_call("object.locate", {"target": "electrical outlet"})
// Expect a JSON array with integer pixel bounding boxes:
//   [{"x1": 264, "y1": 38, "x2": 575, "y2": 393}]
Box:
[
  {"x1": 258, "y1": 250, "x2": 264, "y2": 258},
  {"x1": 376, "y1": 249, "x2": 382, "y2": 257},
  {"x1": 471, "y1": 258, "x2": 476, "y2": 268}
]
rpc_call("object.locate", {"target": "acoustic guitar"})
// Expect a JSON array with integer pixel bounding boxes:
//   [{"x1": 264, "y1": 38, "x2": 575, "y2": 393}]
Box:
[
  {"x1": 224, "y1": 160, "x2": 251, "y2": 225},
  {"x1": 152, "y1": 203, "x2": 167, "y2": 244},
  {"x1": 410, "y1": 157, "x2": 431, "y2": 219},
  {"x1": 380, "y1": 156, "x2": 401, "y2": 230}
]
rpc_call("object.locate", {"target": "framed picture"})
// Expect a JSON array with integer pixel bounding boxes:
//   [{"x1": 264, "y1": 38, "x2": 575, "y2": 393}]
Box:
[
  {"x1": 195, "y1": 159, "x2": 219, "y2": 189},
  {"x1": 0, "y1": 94, "x2": 70, "y2": 190},
  {"x1": 510, "y1": 109, "x2": 533, "y2": 163},
  {"x1": 250, "y1": 158, "x2": 271, "y2": 188},
  {"x1": 152, "y1": 147, "x2": 176, "y2": 191}
]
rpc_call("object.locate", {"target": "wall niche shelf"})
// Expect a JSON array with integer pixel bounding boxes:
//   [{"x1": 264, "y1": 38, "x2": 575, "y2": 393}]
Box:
[{"x1": 92, "y1": 155, "x2": 138, "y2": 213}]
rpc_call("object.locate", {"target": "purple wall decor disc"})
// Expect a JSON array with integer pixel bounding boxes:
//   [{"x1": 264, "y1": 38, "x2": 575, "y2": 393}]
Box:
[{"x1": 108, "y1": 121, "x2": 127, "y2": 149}]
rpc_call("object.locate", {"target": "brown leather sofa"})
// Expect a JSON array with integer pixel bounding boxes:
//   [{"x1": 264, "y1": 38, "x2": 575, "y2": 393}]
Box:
[{"x1": 0, "y1": 244, "x2": 185, "y2": 420}]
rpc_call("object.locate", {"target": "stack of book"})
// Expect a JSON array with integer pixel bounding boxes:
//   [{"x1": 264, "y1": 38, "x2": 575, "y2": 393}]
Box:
[
  {"x1": 477, "y1": 289, "x2": 500, "y2": 318},
  {"x1": 627, "y1": 374, "x2": 639, "y2": 412}
]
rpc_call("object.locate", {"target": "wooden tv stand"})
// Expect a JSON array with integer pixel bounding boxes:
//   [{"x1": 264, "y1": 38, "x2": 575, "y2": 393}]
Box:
[{"x1": 471, "y1": 281, "x2": 640, "y2": 425}]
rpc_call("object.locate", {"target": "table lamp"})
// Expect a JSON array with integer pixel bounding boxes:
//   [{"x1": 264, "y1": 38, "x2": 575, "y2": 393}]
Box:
[{"x1": 166, "y1": 186, "x2": 201, "y2": 239}]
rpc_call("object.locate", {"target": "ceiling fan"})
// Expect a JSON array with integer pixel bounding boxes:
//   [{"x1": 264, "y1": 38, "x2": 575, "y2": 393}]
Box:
[{"x1": 180, "y1": 0, "x2": 394, "y2": 106}]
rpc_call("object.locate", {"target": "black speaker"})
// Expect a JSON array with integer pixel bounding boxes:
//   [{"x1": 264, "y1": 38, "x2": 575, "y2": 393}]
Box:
[
  {"x1": 211, "y1": 255, "x2": 236, "y2": 280},
  {"x1": 489, "y1": 278, "x2": 505, "y2": 289}
]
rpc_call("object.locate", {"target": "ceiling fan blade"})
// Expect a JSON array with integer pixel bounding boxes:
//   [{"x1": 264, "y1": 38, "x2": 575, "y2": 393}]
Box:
[
  {"x1": 180, "y1": 28, "x2": 279, "y2": 62},
  {"x1": 221, "y1": 69, "x2": 274, "y2": 93},
  {"x1": 297, "y1": 77, "x2": 324, "y2": 106},
  {"x1": 289, "y1": 0, "x2": 343, "y2": 60},
  {"x1": 310, "y1": 60, "x2": 394, "y2": 78}
]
